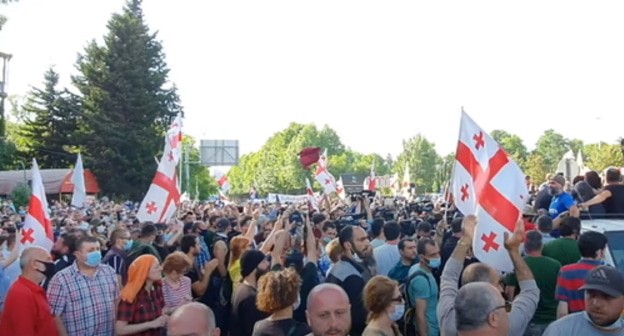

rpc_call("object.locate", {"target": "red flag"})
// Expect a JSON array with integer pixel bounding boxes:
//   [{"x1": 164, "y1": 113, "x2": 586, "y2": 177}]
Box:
[
  {"x1": 20, "y1": 159, "x2": 54, "y2": 251},
  {"x1": 298, "y1": 147, "x2": 321, "y2": 169}
]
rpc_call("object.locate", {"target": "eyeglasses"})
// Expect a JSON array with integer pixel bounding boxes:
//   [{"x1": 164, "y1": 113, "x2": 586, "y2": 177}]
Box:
[{"x1": 492, "y1": 301, "x2": 513, "y2": 313}]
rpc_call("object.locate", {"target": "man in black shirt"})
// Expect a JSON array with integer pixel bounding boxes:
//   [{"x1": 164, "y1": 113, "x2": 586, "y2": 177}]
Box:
[{"x1": 231, "y1": 249, "x2": 270, "y2": 336}]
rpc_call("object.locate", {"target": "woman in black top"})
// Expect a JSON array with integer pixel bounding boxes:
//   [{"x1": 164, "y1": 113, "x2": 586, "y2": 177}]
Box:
[
  {"x1": 252, "y1": 268, "x2": 311, "y2": 336},
  {"x1": 580, "y1": 168, "x2": 624, "y2": 215}
]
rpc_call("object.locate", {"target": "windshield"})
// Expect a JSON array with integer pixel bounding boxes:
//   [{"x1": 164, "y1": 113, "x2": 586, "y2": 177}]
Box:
[{"x1": 605, "y1": 231, "x2": 624, "y2": 273}]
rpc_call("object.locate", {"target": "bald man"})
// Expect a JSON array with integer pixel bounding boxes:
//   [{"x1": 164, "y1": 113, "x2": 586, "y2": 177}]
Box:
[
  {"x1": 455, "y1": 282, "x2": 510, "y2": 336},
  {"x1": 0, "y1": 246, "x2": 58, "y2": 335},
  {"x1": 306, "y1": 283, "x2": 351, "y2": 336},
  {"x1": 168, "y1": 302, "x2": 220, "y2": 336}
]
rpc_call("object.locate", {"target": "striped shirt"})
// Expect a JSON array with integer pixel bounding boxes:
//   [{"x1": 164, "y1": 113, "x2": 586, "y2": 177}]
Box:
[
  {"x1": 555, "y1": 259, "x2": 603, "y2": 313},
  {"x1": 47, "y1": 262, "x2": 119, "y2": 336},
  {"x1": 162, "y1": 276, "x2": 192, "y2": 310}
]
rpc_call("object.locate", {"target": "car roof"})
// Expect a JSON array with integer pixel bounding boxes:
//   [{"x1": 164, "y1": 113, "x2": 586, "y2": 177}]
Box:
[{"x1": 582, "y1": 217, "x2": 624, "y2": 233}]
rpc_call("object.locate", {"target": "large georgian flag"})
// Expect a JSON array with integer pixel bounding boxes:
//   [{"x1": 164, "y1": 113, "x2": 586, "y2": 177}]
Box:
[
  {"x1": 137, "y1": 114, "x2": 183, "y2": 223},
  {"x1": 452, "y1": 111, "x2": 528, "y2": 272},
  {"x1": 20, "y1": 159, "x2": 54, "y2": 251}
]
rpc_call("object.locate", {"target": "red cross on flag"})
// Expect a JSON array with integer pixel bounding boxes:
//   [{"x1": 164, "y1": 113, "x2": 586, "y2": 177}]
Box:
[
  {"x1": 335, "y1": 177, "x2": 346, "y2": 200},
  {"x1": 452, "y1": 111, "x2": 528, "y2": 272},
  {"x1": 314, "y1": 166, "x2": 337, "y2": 194},
  {"x1": 20, "y1": 159, "x2": 54, "y2": 251},
  {"x1": 137, "y1": 114, "x2": 183, "y2": 223}
]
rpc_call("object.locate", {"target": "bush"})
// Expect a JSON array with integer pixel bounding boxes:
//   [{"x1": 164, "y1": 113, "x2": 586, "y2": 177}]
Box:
[{"x1": 10, "y1": 182, "x2": 30, "y2": 208}]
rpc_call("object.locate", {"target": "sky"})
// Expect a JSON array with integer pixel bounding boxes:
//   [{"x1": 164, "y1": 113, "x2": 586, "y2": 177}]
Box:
[{"x1": 1, "y1": 0, "x2": 623, "y2": 162}]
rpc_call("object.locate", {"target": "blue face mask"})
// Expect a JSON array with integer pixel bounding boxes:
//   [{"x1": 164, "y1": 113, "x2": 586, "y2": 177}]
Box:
[
  {"x1": 85, "y1": 251, "x2": 102, "y2": 267},
  {"x1": 428, "y1": 258, "x2": 441, "y2": 269},
  {"x1": 124, "y1": 239, "x2": 133, "y2": 251},
  {"x1": 164, "y1": 233, "x2": 174, "y2": 242}
]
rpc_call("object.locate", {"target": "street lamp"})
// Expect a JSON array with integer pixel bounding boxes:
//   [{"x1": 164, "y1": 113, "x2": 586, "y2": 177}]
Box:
[{"x1": 0, "y1": 51, "x2": 12, "y2": 139}]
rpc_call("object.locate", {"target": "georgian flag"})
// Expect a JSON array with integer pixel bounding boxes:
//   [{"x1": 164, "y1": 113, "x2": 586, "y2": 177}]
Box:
[
  {"x1": 137, "y1": 114, "x2": 183, "y2": 223},
  {"x1": 452, "y1": 111, "x2": 528, "y2": 272},
  {"x1": 20, "y1": 159, "x2": 54, "y2": 251}
]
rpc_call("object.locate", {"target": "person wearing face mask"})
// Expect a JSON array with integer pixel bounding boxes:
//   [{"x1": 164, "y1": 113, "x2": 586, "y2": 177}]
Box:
[
  {"x1": 252, "y1": 268, "x2": 311, "y2": 336},
  {"x1": 47, "y1": 236, "x2": 119, "y2": 336},
  {"x1": 103, "y1": 228, "x2": 132, "y2": 285},
  {"x1": 362, "y1": 275, "x2": 404, "y2": 336},
  {"x1": 0, "y1": 246, "x2": 57, "y2": 335},
  {"x1": 406, "y1": 238, "x2": 440, "y2": 336}
]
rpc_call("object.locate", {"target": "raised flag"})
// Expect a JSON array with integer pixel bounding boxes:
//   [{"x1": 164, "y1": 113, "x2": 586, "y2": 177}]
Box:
[
  {"x1": 137, "y1": 114, "x2": 182, "y2": 223},
  {"x1": 70, "y1": 153, "x2": 86, "y2": 209},
  {"x1": 452, "y1": 110, "x2": 528, "y2": 272},
  {"x1": 21, "y1": 159, "x2": 54, "y2": 251}
]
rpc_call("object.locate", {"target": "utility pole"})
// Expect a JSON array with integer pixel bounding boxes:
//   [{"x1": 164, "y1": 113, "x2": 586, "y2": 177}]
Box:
[
  {"x1": 0, "y1": 51, "x2": 12, "y2": 139},
  {"x1": 184, "y1": 143, "x2": 190, "y2": 195}
]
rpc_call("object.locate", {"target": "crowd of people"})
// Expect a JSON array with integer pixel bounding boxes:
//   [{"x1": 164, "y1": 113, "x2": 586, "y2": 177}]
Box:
[{"x1": 0, "y1": 167, "x2": 623, "y2": 335}]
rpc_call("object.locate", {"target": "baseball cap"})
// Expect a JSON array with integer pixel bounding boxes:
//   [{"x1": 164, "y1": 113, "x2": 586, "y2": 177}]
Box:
[{"x1": 580, "y1": 265, "x2": 624, "y2": 298}]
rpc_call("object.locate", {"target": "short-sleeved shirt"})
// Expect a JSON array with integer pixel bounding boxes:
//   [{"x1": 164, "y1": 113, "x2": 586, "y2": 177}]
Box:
[
  {"x1": 549, "y1": 192, "x2": 575, "y2": 218},
  {"x1": 506, "y1": 256, "x2": 561, "y2": 324},
  {"x1": 555, "y1": 259, "x2": 603, "y2": 314},
  {"x1": 162, "y1": 276, "x2": 192, "y2": 310},
  {"x1": 0, "y1": 276, "x2": 58, "y2": 336},
  {"x1": 47, "y1": 262, "x2": 119, "y2": 336},
  {"x1": 117, "y1": 285, "x2": 165, "y2": 336},
  {"x1": 407, "y1": 264, "x2": 439, "y2": 336},
  {"x1": 542, "y1": 238, "x2": 581, "y2": 267}
]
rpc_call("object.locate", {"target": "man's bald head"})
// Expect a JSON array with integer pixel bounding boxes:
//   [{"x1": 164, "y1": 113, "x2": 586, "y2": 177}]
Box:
[
  {"x1": 307, "y1": 283, "x2": 349, "y2": 310},
  {"x1": 168, "y1": 302, "x2": 219, "y2": 336},
  {"x1": 461, "y1": 262, "x2": 499, "y2": 286},
  {"x1": 20, "y1": 246, "x2": 50, "y2": 269},
  {"x1": 306, "y1": 283, "x2": 351, "y2": 336}
]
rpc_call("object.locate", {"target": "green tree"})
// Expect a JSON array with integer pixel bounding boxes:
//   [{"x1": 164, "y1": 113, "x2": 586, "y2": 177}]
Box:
[
  {"x1": 582, "y1": 143, "x2": 624, "y2": 172},
  {"x1": 522, "y1": 153, "x2": 549, "y2": 185},
  {"x1": 182, "y1": 136, "x2": 218, "y2": 199},
  {"x1": 569, "y1": 138, "x2": 584, "y2": 157},
  {"x1": 394, "y1": 134, "x2": 440, "y2": 193},
  {"x1": 73, "y1": 0, "x2": 182, "y2": 199},
  {"x1": 10, "y1": 182, "x2": 29, "y2": 208},
  {"x1": 20, "y1": 67, "x2": 80, "y2": 168},
  {"x1": 227, "y1": 123, "x2": 389, "y2": 195},
  {"x1": 432, "y1": 153, "x2": 454, "y2": 193},
  {"x1": 534, "y1": 129, "x2": 569, "y2": 171},
  {"x1": 490, "y1": 129, "x2": 528, "y2": 164}
]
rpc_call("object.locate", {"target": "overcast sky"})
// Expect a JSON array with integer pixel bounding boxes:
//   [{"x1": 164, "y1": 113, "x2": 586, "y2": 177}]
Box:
[{"x1": 2, "y1": 0, "x2": 623, "y2": 159}]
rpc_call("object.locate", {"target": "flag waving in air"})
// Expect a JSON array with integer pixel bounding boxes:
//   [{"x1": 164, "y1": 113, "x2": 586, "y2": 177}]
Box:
[
  {"x1": 137, "y1": 114, "x2": 182, "y2": 223},
  {"x1": 21, "y1": 159, "x2": 54, "y2": 251},
  {"x1": 452, "y1": 110, "x2": 528, "y2": 272}
]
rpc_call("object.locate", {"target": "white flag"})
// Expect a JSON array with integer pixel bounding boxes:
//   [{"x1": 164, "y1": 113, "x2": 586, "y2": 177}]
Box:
[{"x1": 70, "y1": 153, "x2": 86, "y2": 209}]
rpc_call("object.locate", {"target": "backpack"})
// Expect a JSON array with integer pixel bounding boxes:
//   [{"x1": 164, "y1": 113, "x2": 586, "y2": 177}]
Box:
[{"x1": 398, "y1": 270, "x2": 432, "y2": 336}]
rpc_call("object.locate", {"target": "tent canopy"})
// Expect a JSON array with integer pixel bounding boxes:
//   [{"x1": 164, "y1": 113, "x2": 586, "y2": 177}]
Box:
[{"x1": 0, "y1": 169, "x2": 100, "y2": 195}]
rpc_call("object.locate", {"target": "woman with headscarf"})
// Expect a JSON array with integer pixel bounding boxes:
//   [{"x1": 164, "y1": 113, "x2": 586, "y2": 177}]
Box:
[{"x1": 116, "y1": 254, "x2": 168, "y2": 336}]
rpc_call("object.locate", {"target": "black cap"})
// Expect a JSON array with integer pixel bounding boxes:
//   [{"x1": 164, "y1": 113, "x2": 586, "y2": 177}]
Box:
[
  {"x1": 580, "y1": 265, "x2": 624, "y2": 298},
  {"x1": 240, "y1": 250, "x2": 266, "y2": 278},
  {"x1": 216, "y1": 218, "x2": 231, "y2": 231}
]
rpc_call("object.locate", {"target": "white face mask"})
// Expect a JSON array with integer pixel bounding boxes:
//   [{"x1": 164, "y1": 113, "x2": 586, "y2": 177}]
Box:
[
  {"x1": 293, "y1": 294, "x2": 301, "y2": 310},
  {"x1": 389, "y1": 304, "x2": 405, "y2": 321}
]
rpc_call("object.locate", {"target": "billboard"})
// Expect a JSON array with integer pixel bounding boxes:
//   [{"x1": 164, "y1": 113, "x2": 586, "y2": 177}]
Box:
[{"x1": 199, "y1": 140, "x2": 239, "y2": 166}]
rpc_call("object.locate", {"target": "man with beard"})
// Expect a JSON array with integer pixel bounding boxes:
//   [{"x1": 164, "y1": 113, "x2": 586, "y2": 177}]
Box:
[
  {"x1": 326, "y1": 225, "x2": 374, "y2": 336},
  {"x1": 544, "y1": 265, "x2": 624, "y2": 335},
  {"x1": 230, "y1": 249, "x2": 270, "y2": 336},
  {"x1": 547, "y1": 175, "x2": 580, "y2": 224}
]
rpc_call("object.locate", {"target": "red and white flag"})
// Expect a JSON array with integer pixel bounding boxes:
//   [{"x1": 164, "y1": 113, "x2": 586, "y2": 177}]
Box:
[
  {"x1": 363, "y1": 162, "x2": 376, "y2": 191},
  {"x1": 335, "y1": 177, "x2": 346, "y2": 200},
  {"x1": 137, "y1": 114, "x2": 183, "y2": 223},
  {"x1": 214, "y1": 171, "x2": 230, "y2": 194},
  {"x1": 305, "y1": 178, "x2": 320, "y2": 211},
  {"x1": 452, "y1": 111, "x2": 528, "y2": 272},
  {"x1": 21, "y1": 159, "x2": 54, "y2": 251}
]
